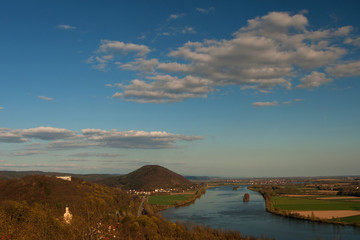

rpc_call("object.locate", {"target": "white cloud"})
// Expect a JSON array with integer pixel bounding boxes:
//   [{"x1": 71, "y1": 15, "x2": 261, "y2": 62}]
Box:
[
  {"x1": 21, "y1": 126, "x2": 77, "y2": 140},
  {"x1": 82, "y1": 128, "x2": 203, "y2": 149},
  {"x1": 344, "y1": 36, "x2": 360, "y2": 46},
  {"x1": 112, "y1": 75, "x2": 213, "y2": 103},
  {"x1": 88, "y1": 40, "x2": 151, "y2": 70},
  {"x1": 157, "y1": 62, "x2": 191, "y2": 72},
  {"x1": 196, "y1": 7, "x2": 215, "y2": 13},
  {"x1": 47, "y1": 140, "x2": 98, "y2": 150},
  {"x1": 62, "y1": 158, "x2": 90, "y2": 162},
  {"x1": 38, "y1": 96, "x2": 53, "y2": 101},
  {"x1": 0, "y1": 129, "x2": 28, "y2": 143},
  {"x1": 181, "y1": 26, "x2": 196, "y2": 34},
  {"x1": 98, "y1": 40, "x2": 150, "y2": 57},
  {"x1": 69, "y1": 152, "x2": 121, "y2": 158},
  {"x1": 238, "y1": 11, "x2": 308, "y2": 38},
  {"x1": 252, "y1": 101, "x2": 279, "y2": 107},
  {"x1": 297, "y1": 71, "x2": 332, "y2": 89},
  {"x1": 167, "y1": 13, "x2": 186, "y2": 21},
  {"x1": 91, "y1": 11, "x2": 358, "y2": 103},
  {"x1": 326, "y1": 61, "x2": 360, "y2": 77},
  {"x1": 13, "y1": 150, "x2": 46, "y2": 156},
  {"x1": 0, "y1": 126, "x2": 203, "y2": 150},
  {"x1": 119, "y1": 58, "x2": 159, "y2": 73},
  {"x1": 105, "y1": 83, "x2": 123, "y2": 88},
  {"x1": 0, "y1": 126, "x2": 77, "y2": 143},
  {"x1": 102, "y1": 55, "x2": 114, "y2": 60},
  {"x1": 0, "y1": 162, "x2": 96, "y2": 172},
  {"x1": 92, "y1": 63, "x2": 107, "y2": 71},
  {"x1": 282, "y1": 98, "x2": 305, "y2": 105},
  {"x1": 333, "y1": 26, "x2": 353, "y2": 36},
  {"x1": 57, "y1": 24, "x2": 76, "y2": 30},
  {"x1": 157, "y1": 26, "x2": 196, "y2": 37}
]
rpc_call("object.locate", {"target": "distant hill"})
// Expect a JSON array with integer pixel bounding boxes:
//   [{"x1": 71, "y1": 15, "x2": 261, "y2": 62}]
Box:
[
  {"x1": 101, "y1": 165, "x2": 196, "y2": 191},
  {"x1": 0, "y1": 170, "x2": 121, "y2": 183},
  {"x1": 0, "y1": 170, "x2": 47, "y2": 180},
  {"x1": 185, "y1": 175, "x2": 213, "y2": 181}
]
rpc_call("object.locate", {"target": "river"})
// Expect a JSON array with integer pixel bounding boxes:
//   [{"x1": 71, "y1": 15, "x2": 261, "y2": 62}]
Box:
[{"x1": 161, "y1": 186, "x2": 360, "y2": 240}]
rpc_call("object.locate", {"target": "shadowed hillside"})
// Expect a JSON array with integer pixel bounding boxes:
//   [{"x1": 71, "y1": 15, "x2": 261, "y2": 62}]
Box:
[
  {"x1": 0, "y1": 175, "x2": 141, "y2": 239},
  {"x1": 102, "y1": 165, "x2": 196, "y2": 191},
  {"x1": 0, "y1": 175, "x2": 134, "y2": 211},
  {"x1": 0, "y1": 170, "x2": 121, "y2": 183},
  {"x1": 0, "y1": 174, "x2": 273, "y2": 240}
]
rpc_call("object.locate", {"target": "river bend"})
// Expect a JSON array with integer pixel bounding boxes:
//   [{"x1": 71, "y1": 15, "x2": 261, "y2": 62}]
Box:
[{"x1": 161, "y1": 186, "x2": 360, "y2": 240}]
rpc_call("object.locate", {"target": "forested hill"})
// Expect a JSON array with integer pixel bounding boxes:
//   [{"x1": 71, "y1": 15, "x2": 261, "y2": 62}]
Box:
[
  {"x1": 0, "y1": 175, "x2": 140, "y2": 239},
  {"x1": 0, "y1": 170, "x2": 120, "y2": 183},
  {"x1": 0, "y1": 175, "x2": 137, "y2": 215},
  {"x1": 0, "y1": 174, "x2": 273, "y2": 239},
  {"x1": 101, "y1": 165, "x2": 196, "y2": 191}
]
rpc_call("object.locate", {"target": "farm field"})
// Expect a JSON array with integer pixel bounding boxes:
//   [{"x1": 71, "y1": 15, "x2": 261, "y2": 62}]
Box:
[
  {"x1": 334, "y1": 215, "x2": 360, "y2": 223},
  {"x1": 271, "y1": 195, "x2": 360, "y2": 221},
  {"x1": 148, "y1": 194, "x2": 193, "y2": 205},
  {"x1": 272, "y1": 196, "x2": 360, "y2": 211}
]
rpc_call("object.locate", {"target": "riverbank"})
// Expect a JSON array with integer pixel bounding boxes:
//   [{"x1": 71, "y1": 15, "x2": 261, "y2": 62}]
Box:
[
  {"x1": 248, "y1": 186, "x2": 360, "y2": 228},
  {"x1": 148, "y1": 187, "x2": 206, "y2": 212}
]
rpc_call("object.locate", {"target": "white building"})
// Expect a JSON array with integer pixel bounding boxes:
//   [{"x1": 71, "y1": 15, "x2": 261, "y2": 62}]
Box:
[{"x1": 56, "y1": 176, "x2": 72, "y2": 181}]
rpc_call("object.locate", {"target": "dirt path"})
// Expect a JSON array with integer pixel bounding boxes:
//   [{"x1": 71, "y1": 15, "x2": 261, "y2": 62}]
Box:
[
  {"x1": 284, "y1": 194, "x2": 319, "y2": 197},
  {"x1": 292, "y1": 210, "x2": 360, "y2": 219},
  {"x1": 137, "y1": 196, "x2": 146, "y2": 217},
  {"x1": 316, "y1": 196, "x2": 360, "y2": 200}
]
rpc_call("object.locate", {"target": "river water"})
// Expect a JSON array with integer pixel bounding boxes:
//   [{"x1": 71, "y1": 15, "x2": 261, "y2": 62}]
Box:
[{"x1": 161, "y1": 186, "x2": 360, "y2": 240}]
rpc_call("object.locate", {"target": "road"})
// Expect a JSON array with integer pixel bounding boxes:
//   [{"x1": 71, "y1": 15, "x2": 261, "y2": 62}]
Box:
[{"x1": 137, "y1": 196, "x2": 146, "y2": 217}]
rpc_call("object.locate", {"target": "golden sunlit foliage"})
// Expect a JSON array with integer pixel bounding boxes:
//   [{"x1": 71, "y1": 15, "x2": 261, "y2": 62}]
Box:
[{"x1": 0, "y1": 176, "x2": 273, "y2": 240}]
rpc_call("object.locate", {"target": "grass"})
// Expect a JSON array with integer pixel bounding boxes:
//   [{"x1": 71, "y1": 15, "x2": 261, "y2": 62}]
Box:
[
  {"x1": 327, "y1": 214, "x2": 360, "y2": 224},
  {"x1": 272, "y1": 196, "x2": 360, "y2": 211},
  {"x1": 148, "y1": 194, "x2": 193, "y2": 205},
  {"x1": 337, "y1": 215, "x2": 360, "y2": 223}
]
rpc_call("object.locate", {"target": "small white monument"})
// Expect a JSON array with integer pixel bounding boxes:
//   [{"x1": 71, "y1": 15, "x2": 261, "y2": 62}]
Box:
[{"x1": 64, "y1": 207, "x2": 73, "y2": 224}]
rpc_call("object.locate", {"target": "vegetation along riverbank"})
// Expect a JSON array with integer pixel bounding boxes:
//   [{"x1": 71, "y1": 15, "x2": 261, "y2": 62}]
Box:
[
  {"x1": 148, "y1": 187, "x2": 206, "y2": 212},
  {"x1": 249, "y1": 180, "x2": 360, "y2": 227}
]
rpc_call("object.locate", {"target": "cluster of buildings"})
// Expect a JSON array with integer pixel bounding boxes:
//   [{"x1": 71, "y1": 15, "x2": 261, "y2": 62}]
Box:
[
  {"x1": 213, "y1": 178, "x2": 290, "y2": 185},
  {"x1": 250, "y1": 179, "x2": 290, "y2": 185},
  {"x1": 127, "y1": 188, "x2": 177, "y2": 195},
  {"x1": 128, "y1": 186, "x2": 194, "y2": 196}
]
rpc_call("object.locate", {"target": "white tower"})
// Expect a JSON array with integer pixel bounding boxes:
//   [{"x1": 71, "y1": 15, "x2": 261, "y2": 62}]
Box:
[{"x1": 64, "y1": 206, "x2": 73, "y2": 224}]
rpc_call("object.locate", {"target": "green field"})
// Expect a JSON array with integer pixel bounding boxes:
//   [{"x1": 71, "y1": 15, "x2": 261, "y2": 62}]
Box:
[
  {"x1": 272, "y1": 196, "x2": 360, "y2": 211},
  {"x1": 148, "y1": 194, "x2": 193, "y2": 205},
  {"x1": 337, "y1": 215, "x2": 360, "y2": 223}
]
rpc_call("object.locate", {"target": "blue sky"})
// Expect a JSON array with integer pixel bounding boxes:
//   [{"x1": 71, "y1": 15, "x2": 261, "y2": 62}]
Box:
[{"x1": 0, "y1": 0, "x2": 359, "y2": 177}]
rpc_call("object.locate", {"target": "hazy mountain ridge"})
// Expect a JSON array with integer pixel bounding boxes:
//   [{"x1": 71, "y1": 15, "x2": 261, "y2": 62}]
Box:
[{"x1": 0, "y1": 170, "x2": 122, "y2": 183}]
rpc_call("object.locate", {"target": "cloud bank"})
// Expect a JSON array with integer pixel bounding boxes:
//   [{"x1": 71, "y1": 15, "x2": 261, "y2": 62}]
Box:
[
  {"x1": 88, "y1": 11, "x2": 360, "y2": 103},
  {"x1": 252, "y1": 101, "x2": 279, "y2": 107},
  {"x1": 0, "y1": 126, "x2": 203, "y2": 150}
]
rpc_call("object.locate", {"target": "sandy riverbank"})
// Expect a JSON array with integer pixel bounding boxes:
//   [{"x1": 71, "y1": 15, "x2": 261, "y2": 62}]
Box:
[{"x1": 292, "y1": 210, "x2": 360, "y2": 219}]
